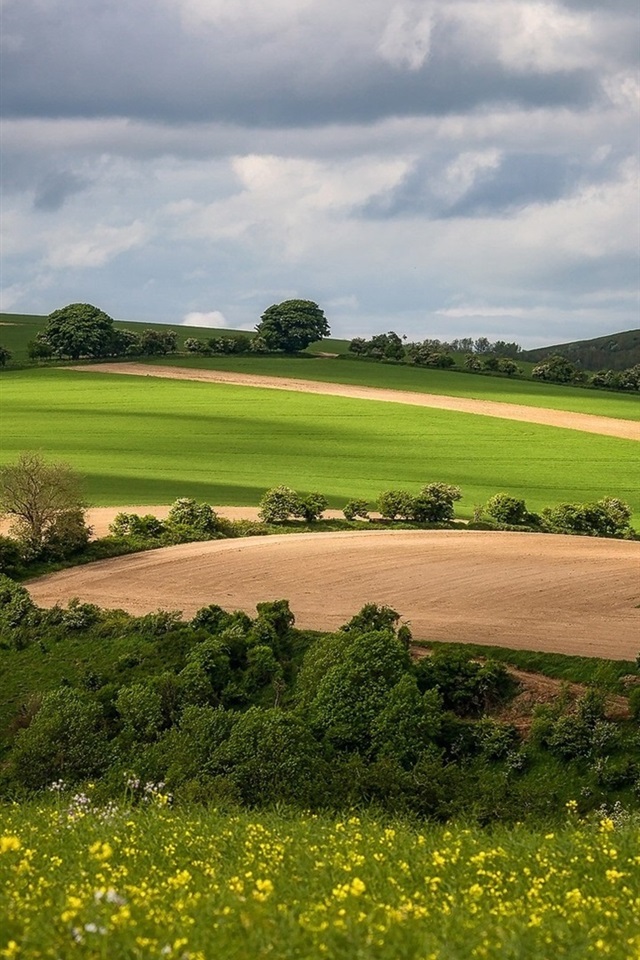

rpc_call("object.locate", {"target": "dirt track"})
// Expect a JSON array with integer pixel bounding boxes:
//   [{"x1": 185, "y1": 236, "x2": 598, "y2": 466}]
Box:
[
  {"x1": 71, "y1": 363, "x2": 640, "y2": 441},
  {"x1": 27, "y1": 530, "x2": 640, "y2": 659}
]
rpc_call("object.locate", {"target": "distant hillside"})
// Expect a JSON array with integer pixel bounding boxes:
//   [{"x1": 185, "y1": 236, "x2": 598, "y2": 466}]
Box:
[
  {"x1": 521, "y1": 329, "x2": 640, "y2": 372},
  {"x1": 0, "y1": 312, "x2": 351, "y2": 362}
]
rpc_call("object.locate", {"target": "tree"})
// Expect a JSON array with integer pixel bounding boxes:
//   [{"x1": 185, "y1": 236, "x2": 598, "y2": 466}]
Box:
[
  {"x1": 0, "y1": 345, "x2": 12, "y2": 366},
  {"x1": 411, "y1": 482, "x2": 462, "y2": 522},
  {"x1": 485, "y1": 493, "x2": 529, "y2": 525},
  {"x1": 532, "y1": 354, "x2": 579, "y2": 384},
  {"x1": 0, "y1": 452, "x2": 88, "y2": 556},
  {"x1": 41, "y1": 302, "x2": 116, "y2": 359},
  {"x1": 255, "y1": 299, "x2": 330, "y2": 352}
]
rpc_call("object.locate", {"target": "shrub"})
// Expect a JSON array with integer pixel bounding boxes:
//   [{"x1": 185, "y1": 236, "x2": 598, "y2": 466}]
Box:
[
  {"x1": 541, "y1": 498, "x2": 633, "y2": 538},
  {"x1": 0, "y1": 575, "x2": 37, "y2": 630},
  {"x1": 343, "y1": 499, "x2": 369, "y2": 521},
  {"x1": 371, "y1": 677, "x2": 443, "y2": 767},
  {"x1": 258, "y1": 485, "x2": 301, "y2": 522},
  {"x1": 377, "y1": 489, "x2": 414, "y2": 520},
  {"x1": 213, "y1": 707, "x2": 324, "y2": 804},
  {"x1": 412, "y1": 483, "x2": 462, "y2": 522},
  {"x1": 292, "y1": 492, "x2": 328, "y2": 522},
  {"x1": 415, "y1": 649, "x2": 516, "y2": 717},
  {"x1": 0, "y1": 536, "x2": 23, "y2": 577},
  {"x1": 10, "y1": 688, "x2": 109, "y2": 789},
  {"x1": 166, "y1": 498, "x2": 218, "y2": 535},
  {"x1": 341, "y1": 603, "x2": 400, "y2": 635},
  {"x1": 485, "y1": 493, "x2": 529, "y2": 525},
  {"x1": 109, "y1": 513, "x2": 167, "y2": 538},
  {"x1": 41, "y1": 507, "x2": 91, "y2": 559},
  {"x1": 117, "y1": 682, "x2": 164, "y2": 743}
]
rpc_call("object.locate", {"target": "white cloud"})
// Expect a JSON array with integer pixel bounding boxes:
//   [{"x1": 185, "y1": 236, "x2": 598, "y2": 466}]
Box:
[
  {"x1": 182, "y1": 310, "x2": 228, "y2": 327},
  {"x1": 45, "y1": 221, "x2": 150, "y2": 269}
]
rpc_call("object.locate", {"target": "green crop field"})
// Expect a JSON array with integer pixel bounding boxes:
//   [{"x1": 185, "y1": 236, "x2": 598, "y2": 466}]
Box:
[
  {"x1": 1, "y1": 804, "x2": 638, "y2": 960},
  {"x1": 1, "y1": 368, "x2": 638, "y2": 523},
  {"x1": 144, "y1": 354, "x2": 640, "y2": 421}
]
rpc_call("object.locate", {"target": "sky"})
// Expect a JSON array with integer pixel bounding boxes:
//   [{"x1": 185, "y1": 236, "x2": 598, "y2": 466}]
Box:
[{"x1": 1, "y1": 0, "x2": 638, "y2": 348}]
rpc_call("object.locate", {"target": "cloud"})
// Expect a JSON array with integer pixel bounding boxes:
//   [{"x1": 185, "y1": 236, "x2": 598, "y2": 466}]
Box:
[
  {"x1": 182, "y1": 310, "x2": 228, "y2": 328},
  {"x1": 378, "y1": 4, "x2": 433, "y2": 71},
  {"x1": 45, "y1": 221, "x2": 150, "y2": 269}
]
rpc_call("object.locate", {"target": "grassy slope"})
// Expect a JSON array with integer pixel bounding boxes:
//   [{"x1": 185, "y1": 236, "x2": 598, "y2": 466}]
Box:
[
  {"x1": 142, "y1": 354, "x2": 640, "y2": 421},
  {"x1": 1, "y1": 368, "x2": 638, "y2": 523}
]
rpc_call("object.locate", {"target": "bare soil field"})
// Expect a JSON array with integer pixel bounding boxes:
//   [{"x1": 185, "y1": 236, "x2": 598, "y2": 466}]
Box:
[
  {"x1": 72, "y1": 363, "x2": 640, "y2": 441},
  {"x1": 27, "y1": 530, "x2": 640, "y2": 659}
]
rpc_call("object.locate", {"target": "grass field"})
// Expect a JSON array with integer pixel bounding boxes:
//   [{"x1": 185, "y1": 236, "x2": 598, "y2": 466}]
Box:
[
  {"x1": 143, "y1": 354, "x2": 640, "y2": 421},
  {"x1": 1, "y1": 803, "x2": 638, "y2": 960},
  {"x1": 1, "y1": 368, "x2": 638, "y2": 523}
]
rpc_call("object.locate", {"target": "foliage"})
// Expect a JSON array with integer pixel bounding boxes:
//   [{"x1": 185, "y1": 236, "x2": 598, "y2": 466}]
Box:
[
  {"x1": 292, "y1": 492, "x2": 328, "y2": 522},
  {"x1": 532, "y1": 354, "x2": 584, "y2": 384},
  {"x1": 485, "y1": 493, "x2": 530, "y2": 525},
  {"x1": 0, "y1": 345, "x2": 12, "y2": 366},
  {"x1": 541, "y1": 497, "x2": 633, "y2": 538},
  {"x1": 342, "y1": 498, "x2": 370, "y2": 521},
  {"x1": 166, "y1": 498, "x2": 218, "y2": 535},
  {"x1": 10, "y1": 688, "x2": 109, "y2": 789},
  {"x1": 415, "y1": 648, "x2": 517, "y2": 717},
  {"x1": 256, "y1": 300, "x2": 330, "y2": 352},
  {"x1": 0, "y1": 452, "x2": 88, "y2": 557},
  {"x1": 412, "y1": 482, "x2": 462, "y2": 522},
  {"x1": 137, "y1": 328, "x2": 177, "y2": 356},
  {"x1": 258, "y1": 486, "x2": 301, "y2": 522},
  {"x1": 0, "y1": 536, "x2": 23, "y2": 577},
  {"x1": 377, "y1": 489, "x2": 415, "y2": 520},
  {"x1": 40, "y1": 303, "x2": 117, "y2": 360}
]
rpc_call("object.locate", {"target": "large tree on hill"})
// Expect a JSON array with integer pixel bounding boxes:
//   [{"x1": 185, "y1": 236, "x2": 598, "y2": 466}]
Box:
[
  {"x1": 41, "y1": 302, "x2": 116, "y2": 359},
  {"x1": 255, "y1": 299, "x2": 330, "y2": 352}
]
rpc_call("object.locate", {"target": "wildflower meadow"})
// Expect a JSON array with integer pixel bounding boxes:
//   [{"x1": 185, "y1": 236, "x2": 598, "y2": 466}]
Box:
[{"x1": 1, "y1": 798, "x2": 639, "y2": 960}]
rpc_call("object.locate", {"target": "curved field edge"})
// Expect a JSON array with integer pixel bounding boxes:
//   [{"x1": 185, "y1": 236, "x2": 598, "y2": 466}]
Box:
[
  {"x1": 25, "y1": 530, "x2": 640, "y2": 660},
  {"x1": 2, "y1": 369, "x2": 639, "y2": 525},
  {"x1": 1, "y1": 806, "x2": 638, "y2": 960},
  {"x1": 138, "y1": 353, "x2": 640, "y2": 421}
]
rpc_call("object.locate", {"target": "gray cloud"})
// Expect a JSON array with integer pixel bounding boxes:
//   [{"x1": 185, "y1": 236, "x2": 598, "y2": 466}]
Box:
[
  {"x1": 1, "y1": 0, "x2": 604, "y2": 126},
  {"x1": 0, "y1": 0, "x2": 638, "y2": 346}
]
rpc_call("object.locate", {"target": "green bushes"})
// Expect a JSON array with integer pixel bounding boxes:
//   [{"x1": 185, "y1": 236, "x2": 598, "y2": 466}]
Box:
[
  {"x1": 541, "y1": 497, "x2": 633, "y2": 538},
  {"x1": 377, "y1": 483, "x2": 462, "y2": 522},
  {"x1": 258, "y1": 486, "x2": 328, "y2": 522},
  {"x1": 1, "y1": 591, "x2": 639, "y2": 818}
]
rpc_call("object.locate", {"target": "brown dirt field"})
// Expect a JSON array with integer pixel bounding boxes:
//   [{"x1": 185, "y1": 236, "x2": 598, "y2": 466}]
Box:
[
  {"x1": 27, "y1": 530, "x2": 640, "y2": 659},
  {"x1": 70, "y1": 362, "x2": 640, "y2": 441}
]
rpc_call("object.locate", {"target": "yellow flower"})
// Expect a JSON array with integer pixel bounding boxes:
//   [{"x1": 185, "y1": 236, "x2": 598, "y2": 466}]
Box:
[
  {"x1": 89, "y1": 841, "x2": 113, "y2": 861},
  {"x1": 0, "y1": 835, "x2": 21, "y2": 854}
]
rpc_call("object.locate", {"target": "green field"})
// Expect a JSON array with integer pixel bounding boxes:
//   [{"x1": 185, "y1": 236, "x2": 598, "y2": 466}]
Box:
[
  {"x1": 1, "y1": 368, "x2": 638, "y2": 523},
  {"x1": 1, "y1": 804, "x2": 638, "y2": 960},
  {"x1": 144, "y1": 354, "x2": 640, "y2": 421}
]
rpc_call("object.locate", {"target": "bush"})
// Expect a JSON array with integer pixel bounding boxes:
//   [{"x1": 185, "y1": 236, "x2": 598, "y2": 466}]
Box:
[
  {"x1": 343, "y1": 499, "x2": 370, "y2": 521},
  {"x1": 485, "y1": 493, "x2": 529, "y2": 526},
  {"x1": 292, "y1": 492, "x2": 328, "y2": 522},
  {"x1": 117, "y1": 682, "x2": 164, "y2": 743},
  {"x1": 415, "y1": 649, "x2": 516, "y2": 717},
  {"x1": 166, "y1": 498, "x2": 218, "y2": 535},
  {"x1": 411, "y1": 482, "x2": 462, "y2": 522},
  {"x1": 109, "y1": 513, "x2": 167, "y2": 539},
  {"x1": 541, "y1": 498, "x2": 633, "y2": 538},
  {"x1": 0, "y1": 575, "x2": 37, "y2": 630},
  {"x1": 258, "y1": 486, "x2": 301, "y2": 522},
  {"x1": 0, "y1": 536, "x2": 23, "y2": 577},
  {"x1": 377, "y1": 489, "x2": 415, "y2": 520},
  {"x1": 41, "y1": 508, "x2": 91, "y2": 559},
  {"x1": 10, "y1": 688, "x2": 109, "y2": 789}
]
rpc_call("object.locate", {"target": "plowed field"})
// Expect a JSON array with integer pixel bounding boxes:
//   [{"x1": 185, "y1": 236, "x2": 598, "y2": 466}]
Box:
[{"x1": 27, "y1": 530, "x2": 640, "y2": 659}]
